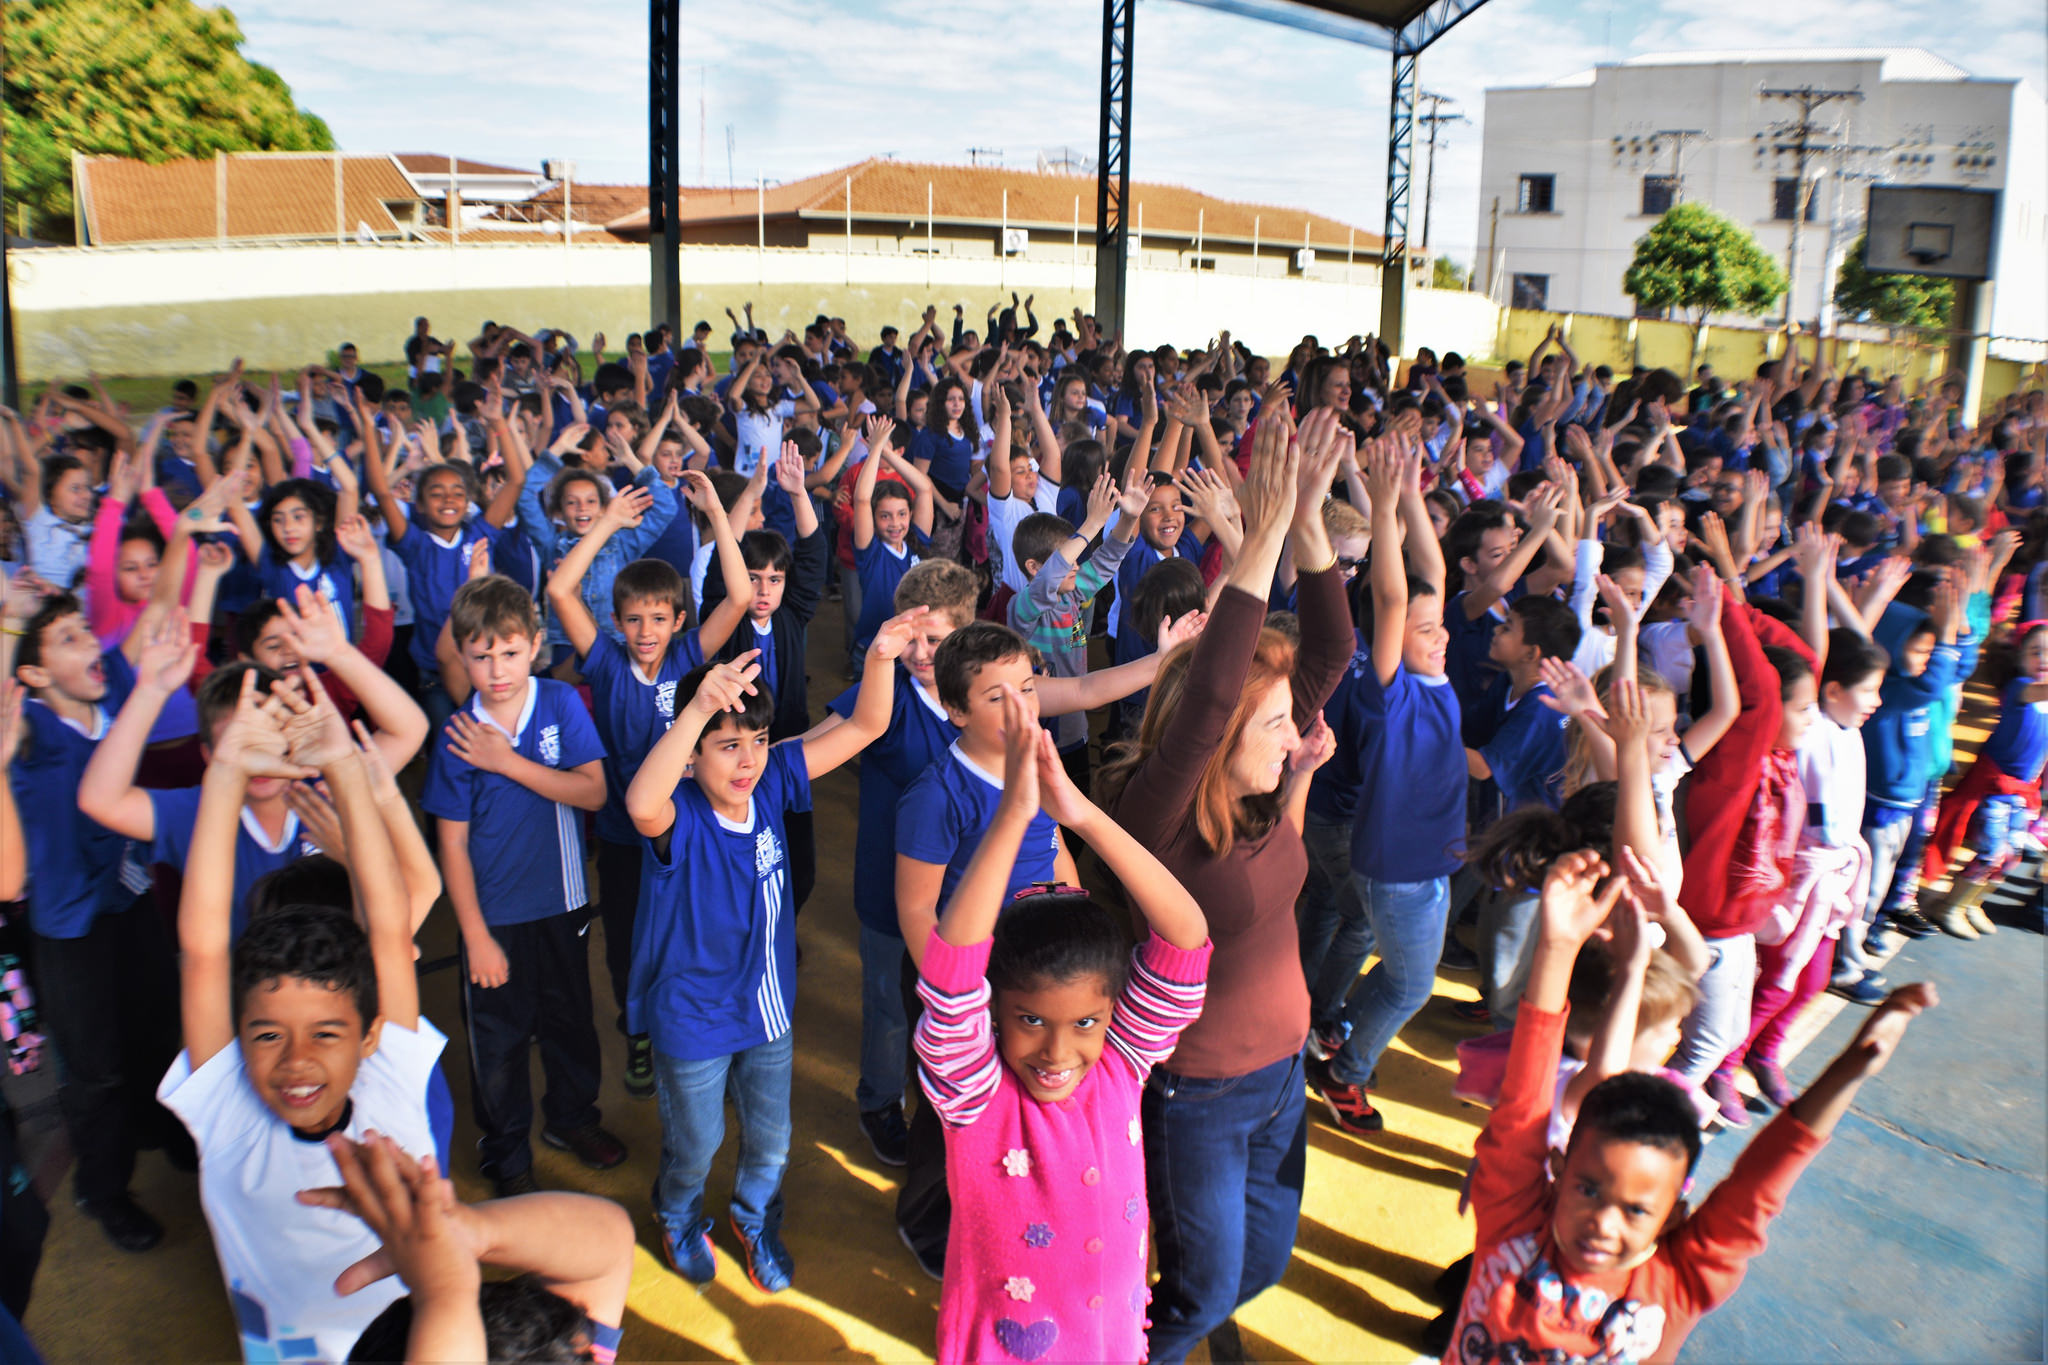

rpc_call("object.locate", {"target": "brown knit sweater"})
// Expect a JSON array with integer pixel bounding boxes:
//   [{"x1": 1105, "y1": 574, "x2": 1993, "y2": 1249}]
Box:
[{"x1": 1106, "y1": 565, "x2": 1351, "y2": 1078}]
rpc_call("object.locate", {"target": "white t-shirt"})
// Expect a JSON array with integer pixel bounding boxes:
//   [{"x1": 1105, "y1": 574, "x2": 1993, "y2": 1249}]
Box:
[
  {"x1": 159, "y1": 1020, "x2": 447, "y2": 1364},
  {"x1": 733, "y1": 400, "x2": 796, "y2": 475},
  {"x1": 987, "y1": 476, "x2": 1063, "y2": 594}
]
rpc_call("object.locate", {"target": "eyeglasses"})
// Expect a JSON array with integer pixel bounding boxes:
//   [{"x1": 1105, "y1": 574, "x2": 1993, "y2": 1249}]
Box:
[{"x1": 1336, "y1": 556, "x2": 1365, "y2": 574}]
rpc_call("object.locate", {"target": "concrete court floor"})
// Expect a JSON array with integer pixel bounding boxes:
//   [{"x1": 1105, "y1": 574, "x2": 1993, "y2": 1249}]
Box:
[{"x1": 14, "y1": 627, "x2": 2047, "y2": 1362}]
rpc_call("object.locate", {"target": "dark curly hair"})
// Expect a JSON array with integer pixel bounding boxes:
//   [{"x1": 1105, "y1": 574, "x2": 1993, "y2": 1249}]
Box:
[
  {"x1": 231, "y1": 902, "x2": 377, "y2": 1030},
  {"x1": 255, "y1": 478, "x2": 340, "y2": 567}
]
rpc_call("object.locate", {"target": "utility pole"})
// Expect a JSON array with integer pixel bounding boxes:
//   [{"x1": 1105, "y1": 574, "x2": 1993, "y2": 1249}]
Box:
[
  {"x1": 1760, "y1": 84, "x2": 1862, "y2": 326},
  {"x1": 1652, "y1": 128, "x2": 1707, "y2": 201},
  {"x1": 967, "y1": 147, "x2": 1004, "y2": 168},
  {"x1": 1416, "y1": 90, "x2": 1466, "y2": 259}
]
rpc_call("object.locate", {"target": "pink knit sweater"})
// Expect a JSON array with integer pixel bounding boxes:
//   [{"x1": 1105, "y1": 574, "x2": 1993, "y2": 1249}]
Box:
[{"x1": 915, "y1": 932, "x2": 1210, "y2": 1365}]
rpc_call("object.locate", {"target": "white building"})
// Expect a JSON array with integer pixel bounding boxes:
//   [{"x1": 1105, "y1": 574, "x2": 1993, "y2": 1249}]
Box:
[{"x1": 1476, "y1": 49, "x2": 2047, "y2": 359}]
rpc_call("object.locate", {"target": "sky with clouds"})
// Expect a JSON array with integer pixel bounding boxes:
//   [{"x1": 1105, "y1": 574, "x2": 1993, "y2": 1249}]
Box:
[{"x1": 230, "y1": 0, "x2": 2045, "y2": 268}]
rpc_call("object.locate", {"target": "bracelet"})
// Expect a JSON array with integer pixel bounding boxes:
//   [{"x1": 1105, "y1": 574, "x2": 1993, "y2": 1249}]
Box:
[{"x1": 1299, "y1": 550, "x2": 1340, "y2": 576}]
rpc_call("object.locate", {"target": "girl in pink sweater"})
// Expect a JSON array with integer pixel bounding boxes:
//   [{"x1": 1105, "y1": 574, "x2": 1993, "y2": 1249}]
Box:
[{"x1": 911, "y1": 688, "x2": 1211, "y2": 1365}]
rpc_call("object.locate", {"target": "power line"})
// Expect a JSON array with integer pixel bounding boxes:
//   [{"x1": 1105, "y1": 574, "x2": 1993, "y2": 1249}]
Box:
[
  {"x1": 1759, "y1": 83, "x2": 1864, "y2": 325},
  {"x1": 1416, "y1": 90, "x2": 1467, "y2": 255}
]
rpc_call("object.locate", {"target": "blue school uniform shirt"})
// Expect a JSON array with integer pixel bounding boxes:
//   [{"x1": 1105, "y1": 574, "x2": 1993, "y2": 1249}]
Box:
[
  {"x1": 1341, "y1": 652, "x2": 1467, "y2": 883},
  {"x1": 1111, "y1": 530, "x2": 1203, "y2": 640},
  {"x1": 1983, "y1": 678, "x2": 2048, "y2": 783},
  {"x1": 642, "y1": 488, "x2": 698, "y2": 585},
  {"x1": 1303, "y1": 629, "x2": 1367, "y2": 825},
  {"x1": 580, "y1": 630, "x2": 706, "y2": 846},
  {"x1": 12, "y1": 688, "x2": 140, "y2": 939},
  {"x1": 908, "y1": 427, "x2": 977, "y2": 501},
  {"x1": 853, "y1": 535, "x2": 925, "y2": 653},
  {"x1": 1863, "y1": 603, "x2": 1963, "y2": 809},
  {"x1": 828, "y1": 670, "x2": 958, "y2": 935},
  {"x1": 418, "y1": 680, "x2": 606, "y2": 925},
  {"x1": 1481, "y1": 682, "x2": 1570, "y2": 813},
  {"x1": 99, "y1": 645, "x2": 198, "y2": 745},
  {"x1": 256, "y1": 546, "x2": 356, "y2": 642},
  {"x1": 1446, "y1": 590, "x2": 1512, "y2": 746},
  {"x1": 147, "y1": 788, "x2": 324, "y2": 943},
  {"x1": 896, "y1": 742, "x2": 1062, "y2": 911},
  {"x1": 628, "y1": 742, "x2": 811, "y2": 1060},
  {"x1": 391, "y1": 519, "x2": 504, "y2": 674}
]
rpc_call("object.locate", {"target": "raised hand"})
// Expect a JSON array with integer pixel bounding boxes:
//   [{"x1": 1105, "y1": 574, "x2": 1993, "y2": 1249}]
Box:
[
  {"x1": 687, "y1": 651, "x2": 762, "y2": 717},
  {"x1": 1683, "y1": 563, "x2": 1724, "y2": 634},
  {"x1": 277, "y1": 666, "x2": 356, "y2": 771},
  {"x1": 1793, "y1": 521, "x2": 1837, "y2": 580},
  {"x1": 1538, "y1": 656, "x2": 1604, "y2": 721},
  {"x1": 134, "y1": 606, "x2": 200, "y2": 695},
  {"x1": 1113, "y1": 471, "x2": 1151, "y2": 520},
  {"x1": 1240, "y1": 409, "x2": 1300, "y2": 540},
  {"x1": 774, "y1": 441, "x2": 807, "y2": 495},
  {"x1": 1841, "y1": 983, "x2": 1938, "y2": 1078},
  {"x1": 302, "y1": 1133, "x2": 483, "y2": 1301},
  {"x1": 1085, "y1": 469, "x2": 1118, "y2": 526},
  {"x1": 1523, "y1": 481, "x2": 1565, "y2": 537},
  {"x1": 1538, "y1": 848, "x2": 1623, "y2": 948},
  {"x1": 276, "y1": 584, "x2": 348, "y2": 664},
  {"x1": 0, "y1": 680, "x2": 23, "y2": 768},
  {"x1": 1174, "y1": 467, "x2": 1238, "y2": 529},
  {"x1": 602, "y1": 485, "x2": 654, "y2": 531},
  {"x1": 1593, "y1": 572, "x2": 1633, "y2": 626},
  {"x1": 285, "y1": 780, "x2": 346, "y2": 858},
  {"x1": 864, "y1": 412, "x2": 895, "y2": 459},
  {"x1": 334, "y1": 514, "x2": 378, "y2": 563},
  {"x1": 214, "y1": 669, "x2": 315, "y2": 781},
  {"x1": 193, "y1": 541, "x2": 236, "y2": 582},
  {"x1": 1157, "y1": 608, "x2": 1208, "y2": 654},
  {"x1": 869, "y1": 605, "x2": 931, "y2": 663},
  {"x1": 997, "y1": 684, "x2": 1042, "y2": 814},
  {"x1": 1602, "y1": 676, "x2": 1651, "y2": 747},
  {"x1": 1289, "y1": 712, "x2": 1336, "y2": 775},
  {"x1": 1032, "y1": 722, "x2": 1091, "y2": 829}
]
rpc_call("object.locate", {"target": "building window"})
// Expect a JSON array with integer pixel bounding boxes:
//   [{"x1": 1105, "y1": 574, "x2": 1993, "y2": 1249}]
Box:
[
  {"x1": 1511, "y1": 273, "x2": 1550, "y2": 310},
  {"x1": 1187, "y1": 254, "x2": 1217, "y2": 271},
  {"x1": 1516, "y1": 174, "x2": 1556, "y2": 214},
  {"x1": 1772, "y1": 178, "x2": 1821, "y2": 222},
  {"x1": 1641, "y1": 175, "x2": 1679, "y2": 217}
]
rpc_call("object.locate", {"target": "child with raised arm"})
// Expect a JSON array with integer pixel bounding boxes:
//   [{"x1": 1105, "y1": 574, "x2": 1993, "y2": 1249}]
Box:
[
  {"x1": 418, "y1": 575, "x2": 624, "y2": 1196},
  {"x1": 1448, "y1": 848, "x2": 1938, "y2": 1364},
  {"x1": 911, "y1": 689, "x2": 1210, "y2": 1365},
  {"x1": 850, "y1": 416, "x2": 934, "y2": 655},
  {"x1": 623, "y1": 608, "x2": 925, "y2": 1293},
  {"x1": 158, "y1": 667, "x2": 446, "y2": 1363},
  {"x1": 551, "y1": 469, "x2": 751, "y2": 1099}
]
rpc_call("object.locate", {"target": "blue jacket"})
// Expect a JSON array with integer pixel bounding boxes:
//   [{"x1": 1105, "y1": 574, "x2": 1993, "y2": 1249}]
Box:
[{"x1": 1863, "y1": 602, "x2": 1964, "y2": 809}]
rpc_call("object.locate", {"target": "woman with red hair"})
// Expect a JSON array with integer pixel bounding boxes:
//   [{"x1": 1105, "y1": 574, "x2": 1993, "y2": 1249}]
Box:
[{"x1": 1096, "y1": 406, "x2": 1352, "y2": 1361}]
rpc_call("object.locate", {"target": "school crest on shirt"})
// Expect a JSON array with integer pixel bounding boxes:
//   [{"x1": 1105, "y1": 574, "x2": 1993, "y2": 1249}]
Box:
[
  {"x1": 655, "y1": 681, "x2": 677, "y2": 719},
  {"x1": 539, "y1": 724, "x2": 560, "y2": 766},
  {"x1": 755, "y1": 827, "x2": 784, "y2": 878}
]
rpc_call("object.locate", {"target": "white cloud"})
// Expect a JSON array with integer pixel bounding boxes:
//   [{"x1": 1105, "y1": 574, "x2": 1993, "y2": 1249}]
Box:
[{"x1": 226, "y1": 0, "x2": 2044, "y2": 266}]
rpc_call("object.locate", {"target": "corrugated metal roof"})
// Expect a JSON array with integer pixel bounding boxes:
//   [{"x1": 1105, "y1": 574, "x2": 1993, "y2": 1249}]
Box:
[{"x1": 77, "y1": 152, "x2": 422, "y2": 245}]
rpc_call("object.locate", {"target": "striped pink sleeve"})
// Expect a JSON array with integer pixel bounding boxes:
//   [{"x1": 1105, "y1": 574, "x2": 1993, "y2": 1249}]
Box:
[
  {"x1": 913, "y1": 934, "x2": 1003, "y2": 1128},
  {"x1": 1105, "y1": 934, "x2": 1211, "y2": 1075}
]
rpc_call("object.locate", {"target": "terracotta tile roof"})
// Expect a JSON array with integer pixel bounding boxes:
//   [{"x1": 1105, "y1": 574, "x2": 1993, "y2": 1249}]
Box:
[
  {"x1": 77, "y1": 152, "x2": 423, "y2": 246},
  {"x1": 395, "y1": 153, "x2": 536, "y2": 177},
  {"x1": 606, "y1": 159, "x2": 1380, "y2": 250},
  {"x1": 499, "y1": 182, "x2": 658, "y2": 225}
]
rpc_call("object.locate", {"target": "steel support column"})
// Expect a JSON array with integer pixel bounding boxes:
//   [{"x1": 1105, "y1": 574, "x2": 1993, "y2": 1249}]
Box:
[
  {"x1": 1378, "y1": 46, "x2": 1416, "y2": 354},
  {"x1": 648, "y1": 0, "x2": 682, "y2": 338},
  {"x1": 1094, "y1": 0, "x2": 1135, "y2": 337}
]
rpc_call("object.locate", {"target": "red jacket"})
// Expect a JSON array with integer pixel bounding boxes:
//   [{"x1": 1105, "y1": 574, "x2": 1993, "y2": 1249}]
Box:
[
  {"x1": 1679, "y1": 588, "x2": 1818, "y2": 938},
  {"x1": 1450, "y1": 1002, "x2": 1827, "y2": 1364}
]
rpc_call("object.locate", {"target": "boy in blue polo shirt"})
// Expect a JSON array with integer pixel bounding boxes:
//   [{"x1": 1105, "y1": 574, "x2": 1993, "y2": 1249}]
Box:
[
  {"x1": 79, "y1": 596, "x2": 429, "y2": 943},
  {"x1": 849, "y1": 416, "x2": 935, "y2": 655},
  {"x1": 1467, "y1": 595, "x2": 1583, "y2": 816},
  {"x1": 1307, "y1": 442, "x2": 1465, "y2": 1139},
  {"x1": 420, "y1": 575, "x2": 623, "y2": 1197},
  {"x1": 6, "y1": 591, "x2": 186, "y2": 1252},
  {"x1": 547, "y1": 469, "x2": 750, "y2": 1099},
  {"x1": 623, "y1": 604, "x2": 926, "y2": 1293}
]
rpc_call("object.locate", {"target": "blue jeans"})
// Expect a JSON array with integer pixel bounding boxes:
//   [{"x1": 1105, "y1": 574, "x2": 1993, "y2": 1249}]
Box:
[
  {"x1": 1477, "y1": 887, "x2": 1541, "y2": 1027},
  {"x1": 1330, "y1": 875, "x2": 1451, "y2": 1087},
  {"x1": 653, "y1": 1030, "x2": 794, "y2": 1244},
  {"x1": 1142, "y1": 1053, "x2": 1308, "y2": 1364},
  {"x1": 1295, "y1": 812, "x2": 1372, "y2": 1032},
  {"x1": 855, "y1": 925, "x2": 908, "y2": 1114}
]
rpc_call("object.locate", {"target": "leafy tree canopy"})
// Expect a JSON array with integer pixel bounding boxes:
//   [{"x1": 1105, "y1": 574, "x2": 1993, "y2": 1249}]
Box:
[
  {"x1": 3, "y1": 0, "x2": 332, "y2": 241},
  {"x1": 1432, "y1": 256, "x2": 1469, "y2": 290},
  {"x1": 1835, "y1": 232, "x2": 1954, "y2": 331},
  {"x1": 1622, "y1": 202, "x2": 1786, "y2": 324}
]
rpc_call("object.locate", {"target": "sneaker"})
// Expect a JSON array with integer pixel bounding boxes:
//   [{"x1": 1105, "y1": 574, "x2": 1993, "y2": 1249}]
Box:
[
  {"x1": 1934, "y1": 902, "x2": 1980, "y2": 940},
  {"x1": 1451, "y1": 998, "x2": 1494, "y2": 1024},
  {"x1": 661, "y1": 1221, "x2": 718, "y2": 1285},
  {"x1": 858, "y1": 1103, "x2": 910, "y2": 1167},
  {"x1": 1964, "y1": 901, "x2": 1997, "y2": 935},
  {"x1": 731, "y1": 1217, "x2": 794, "y2": 1294},
  {"x1": 1888, "y1": 907, "x2": 1939, "y2": 939},
  {"x1": 624, "y1": 1035, "x2": 655, "y2": 1099},
  {"x1": 897, "y1": 1223, "x2": 945, "y2": 1282},
  {"x1": 542, "y1": 1124, "x2": 628, "y2": 1170},
  {"x1": 491, "y1": 1168, "x2": 540, "y2": 1199},
  {"x1": 1827, "y1": 971, "x2": 1888, "y2": 1006},
  {"x1": 1439, "y1": 936, "x2": 1479, "y2": 972},
  {"x1": 1747, "y1": 1057, "x2": 1795, "y2": 1109},
  {"x1": 77, "y1": 1194, "x2": 163, "y2": 1252},
  {"x1": 1305, "y1": 1054, "x2": 1384, "y2": 1134},
  {"x1": 1305, "y1": 1021, "x2": 1349, "y2": 1062},
  {"x1": 1703, "y1": 1072, "x2": 1751, "y2": 1129},
  {"x1": 1863, "y1": 922, "x2": 1897, "y2": 957}
]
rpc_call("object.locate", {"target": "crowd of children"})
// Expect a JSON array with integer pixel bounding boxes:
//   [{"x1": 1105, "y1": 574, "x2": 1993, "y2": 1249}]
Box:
[{"x1": 0, "y1": 307, "x2": 2042, "y2": 1363}]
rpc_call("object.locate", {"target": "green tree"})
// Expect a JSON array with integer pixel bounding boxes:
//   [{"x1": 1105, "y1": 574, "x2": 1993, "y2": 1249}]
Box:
[
  {"x1": 1431, "y1": 256, "x2": 1469, "y2": 290},
  {"x1": 1834, "y1": 233, "x2": 1953, "y2": 330},
  {"x1": 1622, "y1": 202, "x2": 1786, "y2": 324},
  {"x1": 2, "y1": 0, "x2": 332, "y2": 242}
]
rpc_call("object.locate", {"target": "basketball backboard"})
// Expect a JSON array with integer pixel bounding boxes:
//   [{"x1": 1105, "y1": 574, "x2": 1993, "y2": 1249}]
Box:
[{"x1": 1863, "y1": 186, "x2": 1997, "y2": 279}]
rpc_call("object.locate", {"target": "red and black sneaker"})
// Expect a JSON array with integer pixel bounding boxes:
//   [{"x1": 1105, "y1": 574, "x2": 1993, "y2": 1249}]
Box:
[{"x1": 1305, "y1": 1054, "x2": 1384, "y2": 1135}]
